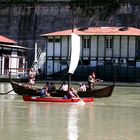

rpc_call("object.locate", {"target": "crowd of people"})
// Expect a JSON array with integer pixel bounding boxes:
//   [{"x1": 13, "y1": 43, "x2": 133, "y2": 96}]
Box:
[{"x1": 27, "y1": 68, "x2": 103, "y2": 98}]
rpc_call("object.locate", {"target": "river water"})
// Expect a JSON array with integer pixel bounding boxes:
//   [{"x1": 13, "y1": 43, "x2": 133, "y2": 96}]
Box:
[{"x1": 0, "y1": 82, "x2": 140, "y2": 140}]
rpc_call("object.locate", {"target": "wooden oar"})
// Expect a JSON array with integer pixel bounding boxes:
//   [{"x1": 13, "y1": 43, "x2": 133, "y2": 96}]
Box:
[{"x1": 75, "y1": 92, "x2": 85, "y2": 105}]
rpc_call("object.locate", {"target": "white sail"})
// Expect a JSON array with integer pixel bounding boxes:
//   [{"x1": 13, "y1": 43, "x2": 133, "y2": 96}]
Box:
[{"x1": 68, "y1": 33, "x2": 80, "y2": 74}]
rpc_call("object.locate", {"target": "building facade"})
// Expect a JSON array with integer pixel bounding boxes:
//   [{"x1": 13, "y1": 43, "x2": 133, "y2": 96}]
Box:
[
  {"x1": 41, "y1": 27, "x2": 140, "y2": 82},
  {"x1": 0, "y1": 35, "x2": 28, "y2": 77}
]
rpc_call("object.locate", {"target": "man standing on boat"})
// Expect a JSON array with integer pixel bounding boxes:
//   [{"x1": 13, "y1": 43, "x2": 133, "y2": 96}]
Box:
[
  {"x1": 88, "y1": 72, "x2": 103, "y2": 90},
  {"x1": 88, "y1": 74, "x2": 94, "y2": 90},
  {"x1": 28, "y1": 68, "x2": 36, "y2": 88}
]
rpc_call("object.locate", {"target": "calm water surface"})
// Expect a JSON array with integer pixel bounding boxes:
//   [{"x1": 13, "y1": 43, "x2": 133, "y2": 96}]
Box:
[{"x1": 0, "y1": 83, "x2": 140, "y2": 140}]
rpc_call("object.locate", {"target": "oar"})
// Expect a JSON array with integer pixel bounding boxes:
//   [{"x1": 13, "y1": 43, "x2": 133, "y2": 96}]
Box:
[
  {"x1": 75, "y1": 92, "x2": 85, "y2": 105},
  {"x1": 0, "y1": 89, "x2": 14, "y2": 95}
]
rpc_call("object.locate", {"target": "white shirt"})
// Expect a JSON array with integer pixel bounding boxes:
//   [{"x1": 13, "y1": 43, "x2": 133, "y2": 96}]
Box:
[{"x1": 61, "y1": 84, "x2": 68, "y2": 91}]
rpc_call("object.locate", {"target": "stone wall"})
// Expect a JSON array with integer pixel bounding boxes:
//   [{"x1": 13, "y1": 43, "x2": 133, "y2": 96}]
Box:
[{"x1": 0, "y1": 1, "x2": 140, "y2": 66}]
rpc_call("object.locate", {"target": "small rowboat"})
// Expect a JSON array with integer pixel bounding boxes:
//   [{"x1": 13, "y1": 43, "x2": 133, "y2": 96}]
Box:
[{"x1": 23, "y1": 95, "x2": 94, "y2": 103}]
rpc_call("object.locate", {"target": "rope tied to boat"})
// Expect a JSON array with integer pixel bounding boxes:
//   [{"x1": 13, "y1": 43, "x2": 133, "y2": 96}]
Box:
[{"x1": 0, "y1": 89, "x2": 13, "y2": 95}]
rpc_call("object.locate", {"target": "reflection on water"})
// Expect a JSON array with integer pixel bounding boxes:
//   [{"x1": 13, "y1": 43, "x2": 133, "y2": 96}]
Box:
[
  {"x1": 0, "y1": 83, "x2": 140, "y2": 140},
  {"x1": 68, "y1": 105, "x2": 79, "y2": 140}
]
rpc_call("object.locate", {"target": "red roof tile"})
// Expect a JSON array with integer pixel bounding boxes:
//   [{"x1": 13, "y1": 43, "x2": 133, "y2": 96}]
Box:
[
  {"x1": 0, "y1": 35, "x2": 16, "y2": 44},
  {"x1": 41, "y1": 27, "x2": 140, "y2": 37}
]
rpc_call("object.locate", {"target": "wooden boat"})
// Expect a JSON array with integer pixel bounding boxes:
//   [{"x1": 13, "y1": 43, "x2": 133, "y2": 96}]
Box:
[
  {"x1": 23, "y1": 95, "x2": 94, "y2": 103},
  {"x1": 51, "y1": 84, "x2": 114, "y2": 98},
  {"x1": 10, "y1": 80, "x2": 114, "y2": 98},
  {"x1": 10, "y1": 81, "x2": 39, "y2": 96},
  {"x1": 78, "y1": 85, "x2": 114, "y2": 98}
]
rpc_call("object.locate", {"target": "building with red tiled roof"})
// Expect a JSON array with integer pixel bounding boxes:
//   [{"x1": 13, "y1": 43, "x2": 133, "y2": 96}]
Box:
[
  {"x1": 0, "y1": 35, "x2": 29, "y2": 77},
  {"x1": 0, "y1": 35, "x2": 17, "y2": 44},
  {"x1": 40, "y1": 27, "x2": 140, "y2": 82},
  {"x1": 41, "y1": 27, "x2": 140, "y2": 37}
]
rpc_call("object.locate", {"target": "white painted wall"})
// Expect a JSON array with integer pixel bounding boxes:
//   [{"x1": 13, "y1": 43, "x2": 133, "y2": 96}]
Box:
[
  {"x1": 91, "y1": 36, "x2": 97, "y2": 57},
  {"x1": 121, "y1": 36, "x2": 127, "y2": 57},
  {"x1": 129, "y1": 36, "x2": 135, "y2": 58},
  {"x1": 83, "y1": 49, "x2": 89, "y2": 57},
  {"x1": 48, "y1": 42, "x2": 53, "y2": 56},
  {"x1": 54, "y1": 60, "x2": 60, "y2": 73},
  {"x1": 113, "y1": 36, "x2": 120, "y2": 57},
  {"x1": 106, "y1": 48, "x2": 112, "y2": 57},
  {"x1": 54, "y1": 42, "x2": 60, "y2": 56},
  {"x1": 98, "y1": 36, "x2": 105, "y2": 57},
  {"x1": 62, "y1": 37, "x2": 68, "y2": 57},
  {"x1": 47, "y1": 60, "x2": 53, "y2": 75},
  {"x1": 10, "y1": 51, "x2": 18, "y2": 75}
]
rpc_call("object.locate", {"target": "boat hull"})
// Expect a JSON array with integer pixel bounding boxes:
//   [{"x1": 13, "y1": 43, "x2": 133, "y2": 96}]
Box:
[
  {"x1": 23, "y1": 96, "x2": 94, "y2": 103},
  {"x1": 11, "y1": 80, "x2": 114, "y2": 98},
  {"x1": 51, "y1": 85, "x2": 114, "y2": 98},
  {"x1": 11, "y1": 81, "x2": 39, "y2": 96}
]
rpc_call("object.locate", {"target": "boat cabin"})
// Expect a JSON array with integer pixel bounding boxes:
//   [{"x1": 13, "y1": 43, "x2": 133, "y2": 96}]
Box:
[
  {"x1": 0, "y1": 35, "x2": 29, "y2": 78},
  {"x1": 40, "y1": 27, "x2": 140, "y2": 82}
]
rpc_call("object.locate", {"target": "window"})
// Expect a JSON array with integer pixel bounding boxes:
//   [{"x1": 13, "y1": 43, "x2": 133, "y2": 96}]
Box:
[
  {"x1": 55, "y1": 38, "x2": 60, "y2": 42},
  {"x1": 83, "y1": 60, "x2": 90, "y2": 65},
  {"x1": 3, "y1": 50, "x2": 11, "y2": 55},
  {"x1": 48, "y1": 38, "x2": 60, "y2": 43},
  {"x1": 83, "y1": 37, "x2": 90, "y2": 49},
  {"x1": 105, "y1": 37, "x2": 113, "y2": 49},
  {"x1": 18, "y1": 51, "x2": 25, "y2": 56},
  {"x1": 48, "y1": 39, "x2": 53, "y2": 42}
]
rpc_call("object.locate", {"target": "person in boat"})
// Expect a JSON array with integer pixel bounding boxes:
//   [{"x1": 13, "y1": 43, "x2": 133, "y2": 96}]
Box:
[
  {"x1": 92, "y1": 72, "x2": 103, "y2": 84},
  {"x1": 88, "y1": 74, "x2": 94, "y2": 90},
  {"x1": 39, "y1": 83, "x2": 51, "y2": 98},
  {"x1": 64, "y1": 87, "x2": 78, "y2": 99},
  {"x1": 78, "y1": 83, "x2": 87, "y2": 92},
  {"x1": 28, "y1": 68, "x2": 36, "y2": 88},
  {"x1": 88, "y1": 72, "x2": 103, "y2": 90},
  {"x1": 48, "y1": 82, "x2": 56, "y2": 92},
  {"x1": 59, "y1": 82, "x2": 68, "y2": 91}
]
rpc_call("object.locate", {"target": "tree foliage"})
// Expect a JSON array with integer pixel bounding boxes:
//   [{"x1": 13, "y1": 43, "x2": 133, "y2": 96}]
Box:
[{"x1": 69, "y1": 0, "x2": 121, "y2": 20}]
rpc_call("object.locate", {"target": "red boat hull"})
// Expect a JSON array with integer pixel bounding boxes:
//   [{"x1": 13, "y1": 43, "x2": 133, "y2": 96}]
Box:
[{"x1": 23, "y1": 96, "x2": 94, "y2": 103}]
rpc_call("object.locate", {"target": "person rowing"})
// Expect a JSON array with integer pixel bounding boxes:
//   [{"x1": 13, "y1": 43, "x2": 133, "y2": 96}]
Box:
[
  {"x1": 63, "y1": 87, "x2": 78, "y2": 99},
  {"x1": 39, "y1": 83, "x2": 51, "y2": 98}
]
